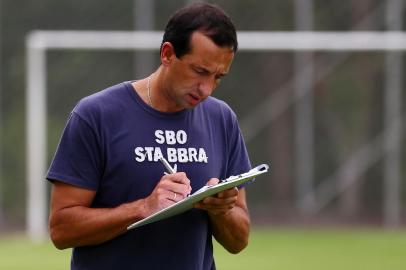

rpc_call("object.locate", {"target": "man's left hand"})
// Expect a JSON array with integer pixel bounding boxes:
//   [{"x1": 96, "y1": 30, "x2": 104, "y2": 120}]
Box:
[{"x1": 194, "y1": 178, "x2": 239, "y2": 216}]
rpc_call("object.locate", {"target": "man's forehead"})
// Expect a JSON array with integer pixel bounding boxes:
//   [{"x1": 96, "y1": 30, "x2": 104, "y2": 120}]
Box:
[{"x1": 188, "y1": 31, "x2": 235, "y2": 54}]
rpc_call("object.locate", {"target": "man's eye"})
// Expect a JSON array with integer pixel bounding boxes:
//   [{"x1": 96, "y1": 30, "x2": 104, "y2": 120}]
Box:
[{"x1": 195, "y1": 69, "x2": 206, "y2": 75}]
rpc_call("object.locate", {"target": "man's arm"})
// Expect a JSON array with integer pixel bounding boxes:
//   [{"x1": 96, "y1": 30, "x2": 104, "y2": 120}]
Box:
[
  {"x1": 49, "y1": 172, "x2": 191, "y2": 250},
  {"x1": 194, "y1": 180, "x2": 250, "y2": 254},
  {"x1": 49, "y1": 181, "x2": 144, "y2": 249}
]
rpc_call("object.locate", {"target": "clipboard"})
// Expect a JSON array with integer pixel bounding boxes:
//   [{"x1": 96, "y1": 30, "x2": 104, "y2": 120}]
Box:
[{"x1": 127, "y1": 163, "x2": 269, "y2": 230}]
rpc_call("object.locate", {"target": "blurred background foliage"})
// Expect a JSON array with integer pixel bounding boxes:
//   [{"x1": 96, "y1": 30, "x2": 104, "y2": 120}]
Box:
[{"x1": 1, "y1": 0, "x2": 405, "y2": 232}]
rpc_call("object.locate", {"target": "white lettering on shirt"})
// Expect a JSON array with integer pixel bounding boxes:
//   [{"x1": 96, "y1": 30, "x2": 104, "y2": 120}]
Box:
[{"x1": 134, "y1": 129, "x2": 208, "y2": 164}]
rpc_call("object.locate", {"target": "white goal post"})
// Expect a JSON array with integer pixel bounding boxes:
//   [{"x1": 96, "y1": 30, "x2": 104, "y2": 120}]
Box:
[{"x1": 26, "y1": 31, "x2": 405, "y2": 241}]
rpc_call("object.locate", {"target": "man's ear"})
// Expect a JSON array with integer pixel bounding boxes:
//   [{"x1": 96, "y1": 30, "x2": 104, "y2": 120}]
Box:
[{"x1": 160, "y1": 42, "x2": 176, "y2": 66}]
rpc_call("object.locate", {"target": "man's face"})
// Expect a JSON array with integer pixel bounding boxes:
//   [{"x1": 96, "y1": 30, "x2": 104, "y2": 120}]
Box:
[{"x1": 162, "y1": 31, "x2": 235, "y2": 111}]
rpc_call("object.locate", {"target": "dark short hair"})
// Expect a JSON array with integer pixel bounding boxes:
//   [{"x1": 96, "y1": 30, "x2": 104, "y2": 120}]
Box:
[{"x1": 161, "y1": 2, "x2": 238, "y2": 58}]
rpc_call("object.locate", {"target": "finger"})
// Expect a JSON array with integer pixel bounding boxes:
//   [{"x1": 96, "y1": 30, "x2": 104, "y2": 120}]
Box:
[
  {"x1": 194, "y1": 195, "x2": 238, "y2": 212},
  {"x1": 162, "y1": 183, "x2": 191, "y2": 200},
  {"x1": 206, "y1": 178, "x2": 219, "y2": 186},
  {"x1": 161, "y1": 189, "x2": 189, "y2": 202},
  {"x1": 154, "y1": 184, "x2": 189, "y2": 203},
  {"x1": 160, "y1": 175, "x2": 192, "y2": 195},
  {"x1": 165, "y1": 172, "x2": 190, "y2": 185},
  {"x1": 194, "y1": 200, "x2": 236, "y2": 213},
  {"x1": 168, "y1": 191, "x2": 180, "y2": 202},
  {"x1": 217, "y1": 187, "x2": 238, "y2": 199},
  {"x1": 202, "y1": 196, "x2": 237, "y2": 206}
]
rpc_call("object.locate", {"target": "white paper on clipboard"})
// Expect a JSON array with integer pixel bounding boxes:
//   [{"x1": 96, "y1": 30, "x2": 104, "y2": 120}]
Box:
[{"x1": 127, "y1": 163, "x2": 269, "y2": 230}]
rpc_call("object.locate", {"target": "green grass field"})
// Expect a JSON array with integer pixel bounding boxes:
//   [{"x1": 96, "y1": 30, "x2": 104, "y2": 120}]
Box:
[{"x1": 1, "y1": 228, "x2": 405, "y2": 270}]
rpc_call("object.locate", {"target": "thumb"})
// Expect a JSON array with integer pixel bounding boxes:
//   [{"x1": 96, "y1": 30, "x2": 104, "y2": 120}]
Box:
[{"x1": 207, "y1": 178, "x2": 219, "y2": 186}]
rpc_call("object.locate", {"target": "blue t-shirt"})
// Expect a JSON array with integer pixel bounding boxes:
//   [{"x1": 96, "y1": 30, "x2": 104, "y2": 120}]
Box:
[{"x1": 47, "y1": 81, "x2": 251, "y2": 270}]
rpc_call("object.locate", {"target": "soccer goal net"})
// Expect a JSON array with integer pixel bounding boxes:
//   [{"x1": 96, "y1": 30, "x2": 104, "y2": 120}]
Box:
[{"x1": 26, "y1": 30, "x2": 405, "y2": 241}]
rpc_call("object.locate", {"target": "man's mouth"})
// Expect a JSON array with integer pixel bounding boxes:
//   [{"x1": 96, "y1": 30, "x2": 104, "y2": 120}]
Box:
[{"x1": 187, "y1": 93, "x2": 201, "y2": 106}]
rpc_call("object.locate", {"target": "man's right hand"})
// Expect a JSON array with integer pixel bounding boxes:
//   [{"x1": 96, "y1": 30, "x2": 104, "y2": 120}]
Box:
[{"x1": 142, "y1": 172, "x2": 192, "y2": 216}]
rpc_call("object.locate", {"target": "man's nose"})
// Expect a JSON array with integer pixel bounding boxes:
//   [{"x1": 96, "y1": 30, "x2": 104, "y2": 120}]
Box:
[{"x1": 198, "y1": 76, "x2": 216, "y2": 97}]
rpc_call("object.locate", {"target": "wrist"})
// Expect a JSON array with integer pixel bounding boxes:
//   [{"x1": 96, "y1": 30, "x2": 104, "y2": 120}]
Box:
[{"x1": 122, "y1": 198, "x2": 148, "y2": 224}]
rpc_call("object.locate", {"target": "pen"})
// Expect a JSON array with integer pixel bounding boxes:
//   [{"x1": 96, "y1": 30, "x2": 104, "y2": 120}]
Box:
[{"x1": 159, "y1": 157, "x2": 176, "y2": 174}]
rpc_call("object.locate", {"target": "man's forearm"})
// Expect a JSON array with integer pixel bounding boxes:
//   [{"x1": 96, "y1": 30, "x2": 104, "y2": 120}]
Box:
[
  {"x1": 50, "y1": 200, "x2": 146, "y2": 249},
  {"x1": 209, "y1": 205, "x2": 250, "y2": 254}
]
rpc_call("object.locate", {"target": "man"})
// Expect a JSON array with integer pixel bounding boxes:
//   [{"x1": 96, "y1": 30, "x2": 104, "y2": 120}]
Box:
[{"x1": 47, "y1": 3, "x2": 251, "y2": 269}]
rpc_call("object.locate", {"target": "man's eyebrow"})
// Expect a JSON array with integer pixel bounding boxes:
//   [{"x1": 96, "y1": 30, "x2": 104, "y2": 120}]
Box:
[
  {"x1": 192, "y1": 64, "x2": 228, "y2": 77},
  {"x1": 191, "y1": 64, "x2": 211, "y2": 73}
]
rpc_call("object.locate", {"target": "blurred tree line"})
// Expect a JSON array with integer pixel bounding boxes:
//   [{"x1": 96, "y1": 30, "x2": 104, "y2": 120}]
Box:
[{"x1": 1, "y1": 0, "x2": 405, "y2": 230}]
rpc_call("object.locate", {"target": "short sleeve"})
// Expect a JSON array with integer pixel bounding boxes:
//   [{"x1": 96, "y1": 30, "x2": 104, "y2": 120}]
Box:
[
  {"x1": 46, "y1": 112, "x2": 103, "y2": 190},
  {"x1": 225, "y1": 111, "x2": 252, "y2": 178}
]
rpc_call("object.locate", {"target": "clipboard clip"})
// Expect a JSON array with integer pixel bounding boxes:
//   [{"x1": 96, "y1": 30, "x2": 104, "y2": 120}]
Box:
[{"x1": 221, "y1": 164, "x2": 269, "y2": 183}]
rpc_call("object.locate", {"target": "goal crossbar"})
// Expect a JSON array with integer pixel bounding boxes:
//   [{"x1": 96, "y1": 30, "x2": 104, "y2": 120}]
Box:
[{"x1": 28, "y1": 30, "x2": 406, "y2": 51}]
